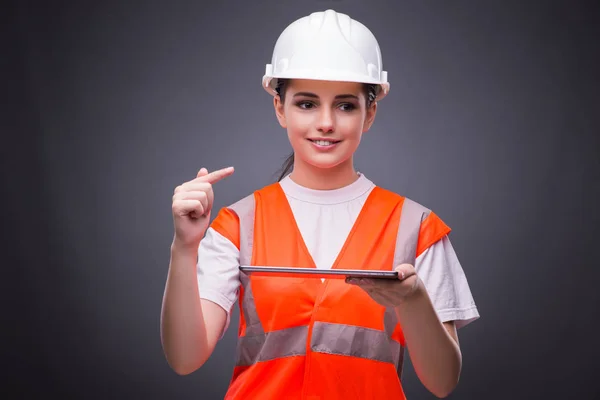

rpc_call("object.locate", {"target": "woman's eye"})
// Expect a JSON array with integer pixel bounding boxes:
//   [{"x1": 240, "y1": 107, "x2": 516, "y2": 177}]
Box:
[
  {"x1": 339, "y1": 103, "x2": 356, "y2": 111},
  {"x1": 296, "y1": 101, "x2": 315, "y2": 109}
]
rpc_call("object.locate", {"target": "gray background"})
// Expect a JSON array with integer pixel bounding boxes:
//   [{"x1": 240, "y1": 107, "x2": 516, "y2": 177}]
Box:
[{"x1": 3, "y1": 0, "x2": 599, "y2": 399}]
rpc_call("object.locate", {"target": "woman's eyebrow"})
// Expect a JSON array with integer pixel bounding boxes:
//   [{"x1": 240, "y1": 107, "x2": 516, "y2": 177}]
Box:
[{"x1": 292, "y1": 92, "x2": 359, "y2": 100}]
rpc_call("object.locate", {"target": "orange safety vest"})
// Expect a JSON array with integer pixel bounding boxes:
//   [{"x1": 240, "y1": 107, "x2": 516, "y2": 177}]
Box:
[{"x1": 209, "y1": 182, "x2": 450, "y2": 399}]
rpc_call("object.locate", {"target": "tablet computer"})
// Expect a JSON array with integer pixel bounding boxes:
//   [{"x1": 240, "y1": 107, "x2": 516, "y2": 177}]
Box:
[{"x1": 239, "y1": 266, "x2": 398, "y2": 280}]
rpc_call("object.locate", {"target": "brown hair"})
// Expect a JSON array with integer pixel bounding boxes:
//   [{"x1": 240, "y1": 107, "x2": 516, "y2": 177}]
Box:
[{"x1": 274, "y1": 79, "x2": 378, "y2": 181}]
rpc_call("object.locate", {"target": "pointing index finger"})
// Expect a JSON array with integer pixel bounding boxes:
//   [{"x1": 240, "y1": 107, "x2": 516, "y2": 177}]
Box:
[{"x1": 197, "y1": 166, "x2": 235, "y2": 184}]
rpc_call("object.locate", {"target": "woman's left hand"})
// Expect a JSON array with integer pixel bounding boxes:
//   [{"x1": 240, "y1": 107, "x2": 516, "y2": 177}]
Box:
[{"x1": 345, "y1": 263, "x2": 422, "y2": 308}]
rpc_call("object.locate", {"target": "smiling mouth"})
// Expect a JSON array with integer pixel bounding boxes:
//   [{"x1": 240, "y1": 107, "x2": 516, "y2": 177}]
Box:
[{"x1": 307, "y1": 139, "x2": 341, "y2": 146}]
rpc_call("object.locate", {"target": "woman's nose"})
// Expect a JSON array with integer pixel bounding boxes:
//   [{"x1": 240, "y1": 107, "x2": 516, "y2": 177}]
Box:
[{"x1": 316, "y1": 107, "x2": 335, "y2": 133}]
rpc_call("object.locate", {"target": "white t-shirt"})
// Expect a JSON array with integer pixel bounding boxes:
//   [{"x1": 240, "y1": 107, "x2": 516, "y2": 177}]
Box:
[{"x1": 197, "y1": 173, "x2": 480, "y2": 336}]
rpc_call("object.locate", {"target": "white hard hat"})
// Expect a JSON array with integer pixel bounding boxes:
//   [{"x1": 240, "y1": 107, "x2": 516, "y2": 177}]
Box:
[{"x1": 262, "y1": 9, "x2": 390, "y2": 101}]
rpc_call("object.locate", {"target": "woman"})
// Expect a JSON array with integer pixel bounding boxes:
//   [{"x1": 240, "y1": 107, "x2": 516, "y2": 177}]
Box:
[{"x1": 161, "y1": 9, "x2": 479, "y2": 399}]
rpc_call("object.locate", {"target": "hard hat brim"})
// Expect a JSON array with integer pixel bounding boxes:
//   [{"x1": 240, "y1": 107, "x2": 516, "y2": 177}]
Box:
[{"x1": 263, "y1": 69, "x2": 390, "y2": 101}]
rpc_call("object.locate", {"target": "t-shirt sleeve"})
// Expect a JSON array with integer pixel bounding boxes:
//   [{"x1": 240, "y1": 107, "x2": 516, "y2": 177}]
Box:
[
  {"x1": 196, "y1": 208, "x2": 241, "y2": 339},
  {"x1": 415, "y1": 213, "x2": 480, "y2": 329}
]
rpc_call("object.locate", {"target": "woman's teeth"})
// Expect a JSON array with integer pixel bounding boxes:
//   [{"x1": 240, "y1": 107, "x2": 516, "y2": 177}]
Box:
[{"x1": 314, "y1": 140, "x2": 336, "y2": 146}]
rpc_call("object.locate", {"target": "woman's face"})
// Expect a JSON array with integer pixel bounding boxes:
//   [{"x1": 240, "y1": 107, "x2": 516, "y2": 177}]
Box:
[{"x1": 274, "y1": 79, "x2": 377, "y2": 171}]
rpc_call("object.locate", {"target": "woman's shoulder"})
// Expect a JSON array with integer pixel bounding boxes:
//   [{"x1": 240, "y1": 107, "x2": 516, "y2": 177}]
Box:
[
  {"x1": 371, "y1": 183, "x2": 433, "y2": 213},
  {"x1": 370, "y1": 180, "x2": 449, "y2": 229},
  {"x1": 210, "y1": 182, "x2": 278, "y2": 246},
  {"x1": 225, "y1": 181, "x2": 280, "y2": 207}
]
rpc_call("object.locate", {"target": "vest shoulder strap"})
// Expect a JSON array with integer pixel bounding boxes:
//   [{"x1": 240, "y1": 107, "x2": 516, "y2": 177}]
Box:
[
  {"x1": 227, "y1": 193, "x2": 255, "y2": 266},
  {"x1": 393, "y1": 197, "x2": 432, "y2": 268}
]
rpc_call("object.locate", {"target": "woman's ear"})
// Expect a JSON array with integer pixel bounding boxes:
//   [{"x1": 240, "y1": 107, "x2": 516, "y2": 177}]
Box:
[
  {"x1": 362, "y1": 101, "x2": 378, "y2": 132},
  {"x1": 274, "y1": 96, "x2": 287, "y2": 128}
]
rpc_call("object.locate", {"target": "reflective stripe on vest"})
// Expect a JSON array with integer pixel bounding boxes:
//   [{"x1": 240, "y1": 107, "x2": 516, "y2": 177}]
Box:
[
  {"x1": 387, "y1": 197, "x2": 430, "y2": 377},
  {"x1": 228, "y1": 193, "x2": 430, "y2": 377}
]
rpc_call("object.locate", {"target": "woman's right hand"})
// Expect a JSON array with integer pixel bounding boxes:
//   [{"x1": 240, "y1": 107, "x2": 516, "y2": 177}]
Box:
[{"x1": 171, "y1": 166, "x2": 235, "y2": 250}]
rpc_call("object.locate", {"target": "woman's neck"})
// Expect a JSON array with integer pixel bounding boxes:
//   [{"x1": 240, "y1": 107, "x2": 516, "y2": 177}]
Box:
[{"x1": 288, "y1": 157, "x2": 359, "y2": 190}]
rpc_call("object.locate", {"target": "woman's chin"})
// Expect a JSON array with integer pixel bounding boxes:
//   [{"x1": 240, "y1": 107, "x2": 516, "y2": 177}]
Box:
[{"x1": 301, "y1": 154, "x2": 351, "y2": 171}]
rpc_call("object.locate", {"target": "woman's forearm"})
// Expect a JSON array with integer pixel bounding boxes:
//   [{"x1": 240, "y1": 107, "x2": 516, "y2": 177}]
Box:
[
  {"x1": 394, "y1": 280, "x2": 462, "y2": 398},
  {"x1": 160, "y1": 242, "x2": 207, "y2": 375}
]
